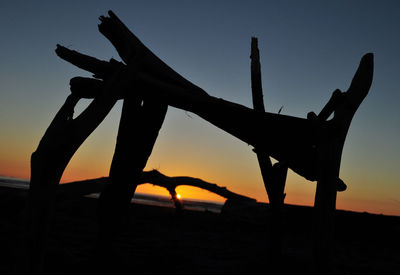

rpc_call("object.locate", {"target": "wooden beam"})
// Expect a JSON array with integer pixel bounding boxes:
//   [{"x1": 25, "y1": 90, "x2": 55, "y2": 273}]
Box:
[
  {"x1": 97, "y1": 96, "x2": 167, "y2": 248},
  {"x1": 93, "y1": 11, "x2": 169, "y2": 260}
]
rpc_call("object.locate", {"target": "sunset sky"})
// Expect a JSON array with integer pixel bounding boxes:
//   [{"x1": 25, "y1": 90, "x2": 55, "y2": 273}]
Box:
[{"x1": 0, "y1": 1, "x2": 399, "y2": 215}]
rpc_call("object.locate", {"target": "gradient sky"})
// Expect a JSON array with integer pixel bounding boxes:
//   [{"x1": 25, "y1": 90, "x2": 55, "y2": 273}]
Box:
[{"x1": 0, "y1": 0, "x2": 399, "y2": 215}]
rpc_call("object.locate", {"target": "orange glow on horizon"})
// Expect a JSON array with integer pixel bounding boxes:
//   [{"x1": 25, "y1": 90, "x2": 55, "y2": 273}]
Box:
[
  {"x1": 136, "y1": 184, "x2": 227, "y2": 203},
  {"x1": 1, "y1": 150, "x2": 399, "y2": 216}
]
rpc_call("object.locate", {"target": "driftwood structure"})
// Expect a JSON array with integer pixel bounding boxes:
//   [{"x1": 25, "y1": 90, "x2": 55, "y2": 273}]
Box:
[{"x1": 27, "y1": 10, "x2": 373, "y2": 275}]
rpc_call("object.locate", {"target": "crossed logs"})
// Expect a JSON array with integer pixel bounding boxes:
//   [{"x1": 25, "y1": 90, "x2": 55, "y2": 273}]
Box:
[{"x1": 25, "y1": 10, "x2": 373, "y2": 275}]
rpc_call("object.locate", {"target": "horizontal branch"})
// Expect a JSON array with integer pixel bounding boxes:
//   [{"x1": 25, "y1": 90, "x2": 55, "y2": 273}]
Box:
[{"x1": 58, "y1": 170, "x2": 255, "y2": 202}]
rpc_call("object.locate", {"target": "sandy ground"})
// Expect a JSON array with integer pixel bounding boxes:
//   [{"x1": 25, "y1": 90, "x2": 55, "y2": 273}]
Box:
[{"x1": 0, "y1": 186, "x2": 399, "y2": 274}]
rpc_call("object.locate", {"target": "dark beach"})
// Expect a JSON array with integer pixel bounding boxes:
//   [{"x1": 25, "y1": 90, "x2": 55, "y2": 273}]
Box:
[{"x1": 0, "y1": 185, "x2": 399, "y2": 275}]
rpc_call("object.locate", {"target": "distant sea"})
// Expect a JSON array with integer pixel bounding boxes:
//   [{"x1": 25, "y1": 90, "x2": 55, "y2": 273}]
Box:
[{"x1": 0, "y1": 176, "x2": 224, "y2": 213}]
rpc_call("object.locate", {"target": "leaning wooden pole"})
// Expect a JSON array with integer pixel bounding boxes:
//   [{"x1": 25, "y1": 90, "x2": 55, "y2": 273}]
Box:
[
  {"x1": 25, "y1": 48, "x2": 124, "y2": 274},
  {"x1": 250, "y1": 37, "x2": 288, "y2": 259},
  {"x1": 78, "y1": 13, "x2": 169, "y2": 260},
  {"x1": 97, "y1": 96, "x2": 167, "y2": 252}
]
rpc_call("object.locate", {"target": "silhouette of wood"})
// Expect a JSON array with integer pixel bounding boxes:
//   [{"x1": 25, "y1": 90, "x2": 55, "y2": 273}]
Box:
[
  {"x1": 57, "y1": 170, "x2": 255, "y2": 204},
  {"x1": 68, "y1": 14, "x2": 168, "y2": 261},
  {"x1": 69, "y1": 49, "x2": 332, "y2": 184},
  {"x1": 97, "y1": 96, "x2": 167, "y2": 255},
  {"x1": 250, "y1": 37, "x2": 287, "y2": 206},
  {"x1": 250, "y1": 37, "x2": 288, "y2": 260},
  {"x1": 45, "y1": 11, "x2": 373, "y2": 274},
  {"x1": 65, "y1": 19, "x2": 327, "y2": 181},
  {"x1": 250, "y1": 37, "x2": 266, "y2": 112},
  {"x1": 131, "y1": 48, "x2": 372, "y2": 273},
  {"x1": 60, "y1": 13, "x2": 318, "y2": 184},
  {"x1": 26, "y1": 48, "x2": 125, "y2": 274},
  {"x1": 56, "y1": 35, "x2": 168, "y2": 242},
  {"x1": 312, "y1": 53, "x2": 374, "y2": 274},
  {"x1": 98, "y1": 11, "x2": 200, "y2": 93}
]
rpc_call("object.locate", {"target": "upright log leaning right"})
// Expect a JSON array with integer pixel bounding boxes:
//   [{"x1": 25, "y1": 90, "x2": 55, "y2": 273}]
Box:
[{"x1": 96, "y1": 13, "x2": 169, "y2": 253}]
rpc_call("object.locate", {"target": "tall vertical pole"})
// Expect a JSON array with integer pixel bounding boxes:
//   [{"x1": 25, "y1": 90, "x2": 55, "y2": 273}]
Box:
[{"x1": 250, "y1": 37, "x2": 288, "y2": 260}]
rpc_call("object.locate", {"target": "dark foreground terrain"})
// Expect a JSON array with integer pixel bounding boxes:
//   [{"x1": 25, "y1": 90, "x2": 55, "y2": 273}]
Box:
[{"x1": 0, "y1": 186, "x2": 399, "y2": 275}]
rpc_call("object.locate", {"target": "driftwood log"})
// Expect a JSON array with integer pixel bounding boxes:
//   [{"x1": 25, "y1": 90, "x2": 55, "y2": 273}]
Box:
[
  {"x1": 96, "y1": 14, "x2": 168, "y2": 256},
  {"x1": 25, "y1": 50, "x2": 125, "y2": 274},
  {"x1": 250, "y1": 37, "x2": 288, "y2": 260},
  {"x1": 57, "y1": 170, "x2": 255, "y2": 204},
  {"x1": 311, "y1": 55, "x2": 373, "y2": 274}
]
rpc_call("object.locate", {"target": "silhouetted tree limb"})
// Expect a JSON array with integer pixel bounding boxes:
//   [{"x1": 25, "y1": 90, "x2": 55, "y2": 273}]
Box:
[
  {"x1": 55, "y1": 44, "x2": 119, "y2": 79},
  {"x1": 26, "y1": 50, "x2": 125, "y2": 274},
  {"x1": 98, "y1": 11, "x2": 203, "y2": 93},
  {"x1": 97, "y1": 95, "x2": 167, "y2": 248},
  {"x1": 250, "y1": 37, "x2": 288, "y2": 260},
  {"x1": 250, "y1": 37, "x2": 287, "y2": 207},
  {"x1": 311, "y1": 53, "x2": 374, "y2": 274},
  {"x1": 250, "y1": 37, "x2": 266, "y2": 112},
  {"x1": 57, "y1": 170, "x2": 255, "y2": 204}
]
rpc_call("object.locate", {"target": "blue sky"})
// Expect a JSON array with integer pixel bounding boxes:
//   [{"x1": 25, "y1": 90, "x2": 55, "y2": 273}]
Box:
[{"x1": 0, "y1": 0, "x2": 399, "y2": 215}]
